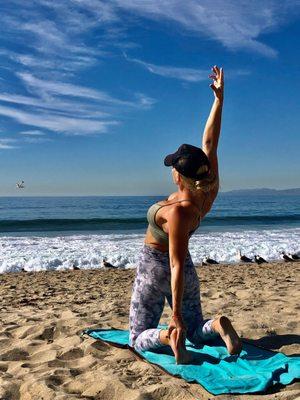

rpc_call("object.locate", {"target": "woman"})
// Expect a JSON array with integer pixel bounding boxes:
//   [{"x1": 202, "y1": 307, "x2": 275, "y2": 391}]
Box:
[{"x1": 129, "y1": 66, "x2": 242, "y2": 364}]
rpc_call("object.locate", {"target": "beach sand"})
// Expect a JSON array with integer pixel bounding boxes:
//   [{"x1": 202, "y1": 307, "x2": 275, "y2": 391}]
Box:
[{"x1": 0, "y1": 261, "x2": 299, "y2": 400}]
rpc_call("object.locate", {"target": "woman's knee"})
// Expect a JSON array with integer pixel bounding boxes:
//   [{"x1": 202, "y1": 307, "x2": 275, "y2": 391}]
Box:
[
  {"x1": 188, "y1": 319, "x2": 219, "y2": 345},
  {"x1": 133, "y1": 328, "x2": 162, "y2": 352}
]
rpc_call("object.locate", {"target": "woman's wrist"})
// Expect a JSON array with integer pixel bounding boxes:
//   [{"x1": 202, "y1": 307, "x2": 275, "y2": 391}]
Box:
[
  {"x1": 172, "y1": 313, "x2": 183, "y2": 319},
  {"x1": 214, "y1": 97, "x2": 223, "y2": 105}
]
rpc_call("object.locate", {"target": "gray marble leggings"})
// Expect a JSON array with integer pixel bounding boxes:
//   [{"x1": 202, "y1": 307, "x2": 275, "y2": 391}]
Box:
[{"x1": 129, "y1": 244, "x2": 217, "y2": 352}]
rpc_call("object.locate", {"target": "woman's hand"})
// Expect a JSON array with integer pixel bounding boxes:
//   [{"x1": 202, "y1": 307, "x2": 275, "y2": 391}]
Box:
[
  {"x1": 167, "y1": 315, "x2": 187, "y2": 347},
  {"x1": 209, "y1": 65, "x2": 224, "y2": 101}
]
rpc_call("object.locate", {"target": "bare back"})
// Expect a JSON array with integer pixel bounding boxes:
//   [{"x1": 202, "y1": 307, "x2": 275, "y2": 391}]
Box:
[{"x1": 144, "y1": 189, "x2": 217, "y2": 252}]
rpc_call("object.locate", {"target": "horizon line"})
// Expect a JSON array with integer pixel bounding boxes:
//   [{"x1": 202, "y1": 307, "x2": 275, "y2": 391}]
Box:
[{"x1": 0, "y1": 187, "x2": 299, "y2": 198}]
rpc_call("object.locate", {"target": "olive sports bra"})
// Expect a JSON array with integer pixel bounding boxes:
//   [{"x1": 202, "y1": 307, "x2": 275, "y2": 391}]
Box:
[{"x1": 146, "y1": 199, "x2": 202, "y2": 245}]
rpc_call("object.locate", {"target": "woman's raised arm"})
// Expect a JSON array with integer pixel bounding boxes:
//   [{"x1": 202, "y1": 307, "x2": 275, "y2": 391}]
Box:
[{"x1": 202, "y1": 66, "x2": 224, "y2": 179}]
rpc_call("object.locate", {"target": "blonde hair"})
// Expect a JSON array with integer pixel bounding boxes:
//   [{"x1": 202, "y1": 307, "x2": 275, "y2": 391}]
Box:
[{"x1": 179, "y1": 172, "x2": 219, "y2": 193}]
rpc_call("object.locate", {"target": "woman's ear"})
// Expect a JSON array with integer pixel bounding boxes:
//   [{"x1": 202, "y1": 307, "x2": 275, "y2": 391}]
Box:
[{"x1": 172, "y1": 168, "x2": 180, "y2": 185}]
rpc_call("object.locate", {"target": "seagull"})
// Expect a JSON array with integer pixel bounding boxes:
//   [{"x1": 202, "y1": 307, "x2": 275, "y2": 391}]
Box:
[
  {"x1": 102, "y1": 257, "x2": 115, "y2": 268},
  {"x1": 72, "y1": 264, "x2": 80, "y2": 270},
  {"x1": 280, "y1": 252, "x2": 294, "y2": 262},
  {"x1": 203, "y1": 256, "x2": 219, "y2": 265},
  {"x1": 287, "y1": 252, "x2": 300, "y2": 261},
  {"x1": 254, "y1": 255, "x2": 268, "y2": 265},
  {"x1": 16, "y1": 180, "x2": 25, "y2": 189},
  {"x1": 237, "y1": 250, "x2": 253, "y2": 263}
]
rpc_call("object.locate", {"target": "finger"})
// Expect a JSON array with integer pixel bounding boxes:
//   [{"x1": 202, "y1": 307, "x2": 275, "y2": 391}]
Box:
[
  {"x1": 214, "y1": 65, "x2": 220, "y2": 75},
  {"x1": 209, "y1": 74, "x2": 217, "y2": 80},
  {"x1": 220, "y1": 67, "x2": 224, "y2": 83},
  {"x1": 212, "y1": 65, "x2": 219, "y2": 77}
]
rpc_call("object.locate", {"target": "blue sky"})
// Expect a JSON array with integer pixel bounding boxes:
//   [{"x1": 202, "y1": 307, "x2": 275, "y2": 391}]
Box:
[{"x1": 0, "y1": 0, "x2": 299, "y2": 195}]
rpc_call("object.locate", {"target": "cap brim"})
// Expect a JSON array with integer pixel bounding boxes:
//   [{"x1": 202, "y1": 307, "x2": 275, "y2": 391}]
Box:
[{"x1": 164, "y1": 153, "x2": 175, "y2": 166}]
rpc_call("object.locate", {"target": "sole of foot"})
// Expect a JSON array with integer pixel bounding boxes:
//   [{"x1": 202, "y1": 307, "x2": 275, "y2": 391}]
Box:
[{"x1": 214, "y1": 316, "x2": 242, "y2": 355}]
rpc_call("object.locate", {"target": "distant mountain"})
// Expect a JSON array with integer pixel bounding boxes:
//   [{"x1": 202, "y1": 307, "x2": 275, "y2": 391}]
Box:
[{"x1": 222, "y1": 188, "x2": 300, "y2": 196}]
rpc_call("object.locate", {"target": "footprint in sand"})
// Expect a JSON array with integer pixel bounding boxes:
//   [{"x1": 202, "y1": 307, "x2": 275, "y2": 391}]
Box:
[
  {"x1": 1, "y1": 348, "x2": 29, "y2": 362},
  {"x1": 58, "y1": 347, "x2": 84, "y2": 361},
  {"x1": 45, "y1": 374, "x2": 65, "y2": 390}
]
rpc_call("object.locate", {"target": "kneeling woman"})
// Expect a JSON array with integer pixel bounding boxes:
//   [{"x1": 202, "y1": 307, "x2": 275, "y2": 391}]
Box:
[{"x1": 129, "y1": 66, "x2": 241, "y2": 364}]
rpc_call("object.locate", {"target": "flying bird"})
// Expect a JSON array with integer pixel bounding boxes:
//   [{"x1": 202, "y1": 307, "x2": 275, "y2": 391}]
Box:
[{"x1": 16, "y1": 180, "x2": 25, "y2": 189}]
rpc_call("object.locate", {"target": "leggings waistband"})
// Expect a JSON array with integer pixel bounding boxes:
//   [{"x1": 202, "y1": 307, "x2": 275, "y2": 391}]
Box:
[{"x1": 140, "y1": 244, "x2": 193, "y2": 268}]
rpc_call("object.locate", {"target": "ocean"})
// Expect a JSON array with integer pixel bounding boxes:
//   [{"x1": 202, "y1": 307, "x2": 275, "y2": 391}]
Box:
[{"x1": 0, "y1": 195, "x2": 299, "y2": 273}]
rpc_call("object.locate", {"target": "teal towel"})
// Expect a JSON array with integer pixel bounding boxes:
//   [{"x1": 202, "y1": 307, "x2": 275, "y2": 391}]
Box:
[{"x1": 84, "y1": 325, "x2": 300, "y2": 395}]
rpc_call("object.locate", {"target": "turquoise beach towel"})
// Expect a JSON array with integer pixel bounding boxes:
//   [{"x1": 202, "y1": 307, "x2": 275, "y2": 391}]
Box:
[{"x1": 84, "y1": 325, "x2": 300, "y2": 395}]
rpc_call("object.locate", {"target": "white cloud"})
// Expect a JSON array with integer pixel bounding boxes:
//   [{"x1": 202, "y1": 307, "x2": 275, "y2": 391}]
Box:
[
  {"x1": 114, "y1": 0, "x2": 299, "y2": 57},
  {"x1": 124, "y1": 53, "x2": 208, "y2": 82},
  {"x1": 0, "y1": 92, "x2": 110, "y2": 118},
  {"x1": 23, "y1": 137, "x2": 51, "y2": 144},
  {"x1": 0, "y1": 0, "x2": 298, "y2": 142},
  {"x1": 124, "y1": 53, "x2": 251, "y2": 82},
  {"x1": 17, "y1": 73, "x2": 146, "y2": 108},
  {"x1": 0, "y1": 138, "x2": 17, "y2": 149},
  {"x1": 2, "y1": 1, "x2": 297, "y2": 75},
  {"x1": 0, "y1": 73, "x2": 155, "y2": 135},
  {"x1": 18, "y1": 73, "x2": 111, "y2": 101},
  {"x1": 0, "y1": 105, "x2": 118, "y2": 135},
  {"x1": 19, "y1": 130, "x2": 46, "y2": 136}
]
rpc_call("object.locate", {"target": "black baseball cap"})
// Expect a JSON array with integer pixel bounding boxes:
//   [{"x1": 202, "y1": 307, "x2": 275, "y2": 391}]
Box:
[{"x1": 164, "y1": 143, "x2": 210, "y2": 180}]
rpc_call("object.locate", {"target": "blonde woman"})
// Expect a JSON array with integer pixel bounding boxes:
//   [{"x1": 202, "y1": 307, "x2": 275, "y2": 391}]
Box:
[{"x1": 129, "y1": 66, "x2": 242, "y2": 364}]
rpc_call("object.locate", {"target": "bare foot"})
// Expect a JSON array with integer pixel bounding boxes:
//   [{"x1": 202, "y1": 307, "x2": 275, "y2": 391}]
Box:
[
  {"x1": 169, "y1": 328, "x2": 193, "y2": 364},
  {"x1": 212, "y1": 316, "x2": 242, "y2": 355}
]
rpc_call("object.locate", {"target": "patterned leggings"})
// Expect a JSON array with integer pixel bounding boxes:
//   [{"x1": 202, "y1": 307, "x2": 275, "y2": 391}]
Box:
[{"x1": 129, "y1": 244, "x2": 217, "y2": 352}]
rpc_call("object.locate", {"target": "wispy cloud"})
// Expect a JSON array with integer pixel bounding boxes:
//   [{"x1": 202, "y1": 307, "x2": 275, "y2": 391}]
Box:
[
  {"x1": 0, "y1": 1, "x2": 155, "y2": 139},
  {"x1": 0, "y1": 73, "x2": 155, "y2": 135},
  {"x1": 0, "y1": 138, "x2": 17, "y2": 149},
  {"x1": 22, "y1": 136, "x2": 52, "y2": 144},
  {"x1": 124, "y1": 53, "x2": 250, "y2": 82},
  {"x1": 18, "y1": 73, "x2": 146, "y2": 107},
  {"x1": 0, "y1": 104, "x2": 118, "y2": 135},
  {"x1": 115, "y1": 0, "x2": 299, "y2": 58},
  {"x1": 0, "y1": 0, "x2": 298, "y2": 142},
  {"x1": 124, "y1": 53, "x2": 208, "y2": 82},
  {"x1": 1, "y1": 3, "x2": 108, "y2": 74},
  {"x1": 0, "y1": 92, "x2": 110, "y2": 118},
  {"x1": 19, "y1": 130, "x2": 46, "y2": 136}
]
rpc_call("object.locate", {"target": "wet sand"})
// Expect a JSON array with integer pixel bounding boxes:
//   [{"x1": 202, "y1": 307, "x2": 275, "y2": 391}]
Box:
[{"x1": 0, "y1": 261, "x2": 299, "y2": 399}]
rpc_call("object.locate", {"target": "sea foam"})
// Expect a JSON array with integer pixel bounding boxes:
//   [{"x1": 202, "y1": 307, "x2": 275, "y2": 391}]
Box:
[{"x1": 0, "y1": 228, "x2": 299, "y2": 273}]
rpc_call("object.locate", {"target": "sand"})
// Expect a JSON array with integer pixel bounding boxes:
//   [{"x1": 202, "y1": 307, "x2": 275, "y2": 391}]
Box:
[{"x1": 0, "y1": 260, "x2": 299, "y2": 400}]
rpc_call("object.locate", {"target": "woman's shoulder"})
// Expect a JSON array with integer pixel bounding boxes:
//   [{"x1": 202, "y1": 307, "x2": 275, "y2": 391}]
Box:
[
  {"x1": 156, "y1": 192, "x2": 177, "y2": 206},
  {"x1": 164, "y1": 197, "x2": 197, "y2": 220},
  {"x1": 167, "y1": 192, "x2": 178, "y2": 201}
]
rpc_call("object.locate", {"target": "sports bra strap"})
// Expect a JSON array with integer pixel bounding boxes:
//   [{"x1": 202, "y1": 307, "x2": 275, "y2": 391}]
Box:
[{"x1": 158, "y1": 198, "x2": 205, "y2": 219}]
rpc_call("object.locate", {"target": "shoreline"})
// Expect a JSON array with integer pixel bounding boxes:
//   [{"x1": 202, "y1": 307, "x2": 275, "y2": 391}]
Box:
[
  {"x1": 0, "y1": 257, "x2": 298, "y2": 275},
  {"x1": 1, "y1": 227, "x2": 299, "y2": 273},
  {"x1": 0, "y1": 261, "x2": 299, "y2": 399}
]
